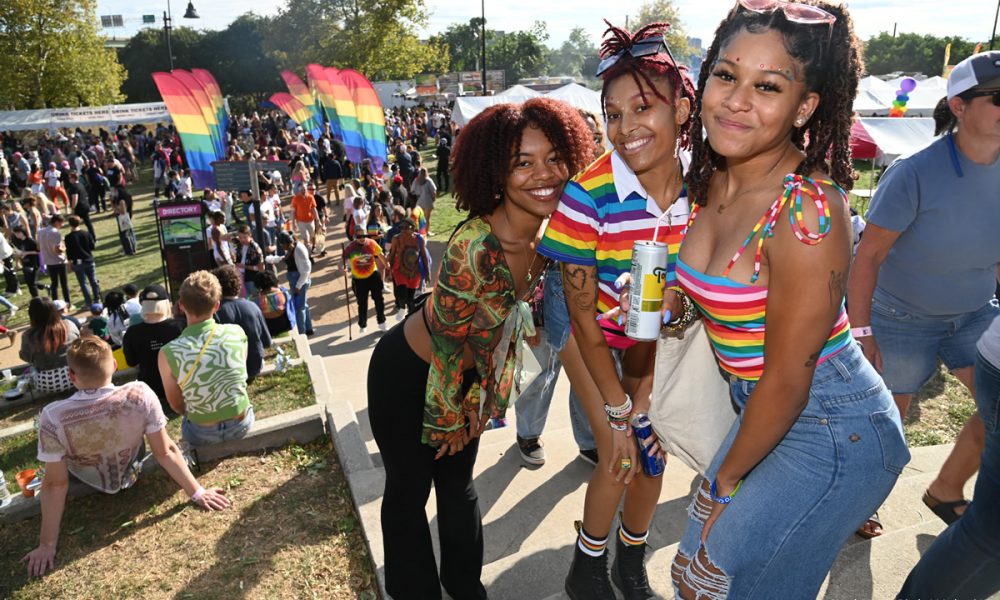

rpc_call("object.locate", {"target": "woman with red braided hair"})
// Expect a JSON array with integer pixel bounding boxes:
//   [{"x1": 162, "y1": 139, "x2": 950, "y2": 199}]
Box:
[
  {"x1": 537, "y1": 20, "x2": 697, "y2": 600},
  {"x1": 670, "y1": 1, "x2": 909, "y2": 598}
]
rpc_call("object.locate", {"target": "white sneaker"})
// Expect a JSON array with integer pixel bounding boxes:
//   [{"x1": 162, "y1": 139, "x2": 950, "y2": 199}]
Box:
[
  {"x1": 378, "y1": 322, "x2": 387, "y2": 331},
  {"x1": 358, "y1": 326, "x2": 368, "y2": 334},
  {"x1": 395, "y1": 311, "x2": 405, "y2": 322}
]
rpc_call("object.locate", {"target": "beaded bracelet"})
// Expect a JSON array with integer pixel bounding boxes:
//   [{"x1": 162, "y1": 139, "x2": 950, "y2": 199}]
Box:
[
  {"x1": 604, "y1": 394, "x2": 633, "y2": 420},
  {"x1": 709, "y1": 478, "x2": 744, "y2": 504},
  {"x1": 663, "y1": 287, "x2": 698, "y2": 334}
]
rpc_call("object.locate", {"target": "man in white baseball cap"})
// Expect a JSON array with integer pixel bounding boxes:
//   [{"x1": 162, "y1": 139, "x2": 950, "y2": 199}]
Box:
[{"x1": 946, "y1": 50, "x2": 1000, "y2": 100}]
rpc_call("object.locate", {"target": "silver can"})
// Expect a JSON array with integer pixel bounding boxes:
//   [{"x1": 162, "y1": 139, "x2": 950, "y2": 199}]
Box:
[{"x1": 625, "y1": 240, "x2": 668, "y2": 341}]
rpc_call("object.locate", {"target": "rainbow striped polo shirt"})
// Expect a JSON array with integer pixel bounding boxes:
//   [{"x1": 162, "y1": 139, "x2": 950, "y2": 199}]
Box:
[{"x1": 539, "y1": 151, "x2": 688, "y2": 343}]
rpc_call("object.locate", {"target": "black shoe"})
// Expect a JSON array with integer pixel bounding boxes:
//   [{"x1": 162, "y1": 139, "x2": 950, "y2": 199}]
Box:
[
  {"x1": 578, "y1": 448, "x2": 599, "y2": 467},
  {"x1": 516, "y1": 435, "x2": 545, "y2": 466},
  {"x1": 565, "y1": 543, "x2": 614, "y2": 600},
  {"x1": 611, "y1": 535, "x2": 655, "y2": 600}
]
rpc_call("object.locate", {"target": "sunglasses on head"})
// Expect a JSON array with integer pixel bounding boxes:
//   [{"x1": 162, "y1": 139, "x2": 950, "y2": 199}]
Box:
[
  {"x1": 595, "y1": 35, "x2": 680, "y2": 78},
  {"x1": 963, "y1": 89, "x2": 1000, "y2": 107},
  {"x1": 736, "y1": 0, "x2": 836, "y2": 24}
]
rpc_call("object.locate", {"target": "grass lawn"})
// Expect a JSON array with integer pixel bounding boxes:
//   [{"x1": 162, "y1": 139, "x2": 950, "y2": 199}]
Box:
[
  {"x1": 2, "y1": 361, "x2": 316, "y2": 497},
  {"x1": 4, "y1": 166, "x2": 165, "y2": 331},
  {"x1": 0, "y1": 439, "x2": 378, "y2": 599}
]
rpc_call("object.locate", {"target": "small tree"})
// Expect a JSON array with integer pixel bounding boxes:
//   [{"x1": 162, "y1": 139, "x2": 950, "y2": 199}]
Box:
[{"x1": 631, "y1": 0, "x2": 696, "y2": 64}]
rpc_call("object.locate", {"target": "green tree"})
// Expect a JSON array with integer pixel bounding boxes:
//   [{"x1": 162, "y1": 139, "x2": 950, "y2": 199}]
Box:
[
  {"x1": 631, "y1": 0, "x2": 695, "y2": 64},
  {"x1": 863, "y1": 33, "x2": 978, "y2": 76},
  {"x1": 429, "y1": 18, "x2": 487, "y2": 73},
  {"x1": 491, "y1": 21, "x2": 551, "y2": 84},
  {"x1": 549, "y1": 27, "x2": 598, "y2": 77},
  {"x1": 266, "y1": 0, "x2": 448, "y2": 80},
  {"x1": 0, "y1": 0, "x2": 125, "y2": 109},
  {"x1": 117, "y1": 27, "x2": 209, "y2": 102}
]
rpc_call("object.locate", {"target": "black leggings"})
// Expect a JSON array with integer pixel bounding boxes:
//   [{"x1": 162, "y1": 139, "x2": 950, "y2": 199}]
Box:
[
  {"x1": 352, "y1": 272, "x2": 385, "y2": 328},
  {"x1": 393, "y1": 282, "x2": 417, "y2": 314},
  {"x1": 367, "y1": 316, "x2": 486, "y2": 600},
  {"x1": 47, "y1": 264, "x2": 70, "y2": 303}
]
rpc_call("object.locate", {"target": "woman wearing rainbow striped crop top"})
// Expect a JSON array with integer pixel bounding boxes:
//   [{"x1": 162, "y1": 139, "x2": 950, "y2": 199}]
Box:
[{"x1": 668, "y1": 2, "x2": 909, "y2": 599}]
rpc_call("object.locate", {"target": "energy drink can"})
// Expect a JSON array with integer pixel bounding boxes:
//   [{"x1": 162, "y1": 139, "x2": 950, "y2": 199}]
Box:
[
  {"x1": 631, "y1": 414, "x2": 665, "y2": 477},
  {"x1": 625, "y1": 240, "x2": 668, "y2": 341}
]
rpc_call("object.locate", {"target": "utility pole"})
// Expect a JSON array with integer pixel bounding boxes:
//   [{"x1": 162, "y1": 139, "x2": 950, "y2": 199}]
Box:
[
  {"x1": 481, "y1": 0, "x2": 487, "y2": 95},
  {"x1": 991, "y1": 0, "x2": 999, "y2": 50}
]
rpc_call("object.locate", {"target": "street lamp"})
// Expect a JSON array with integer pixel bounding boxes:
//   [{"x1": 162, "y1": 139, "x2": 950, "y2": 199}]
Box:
[
  {"x1": 163, "y1": 0, "x2": 199, "y2": 71},
  {"x1": 481, "y1": 0, "x2": 487, "y2": 95}
]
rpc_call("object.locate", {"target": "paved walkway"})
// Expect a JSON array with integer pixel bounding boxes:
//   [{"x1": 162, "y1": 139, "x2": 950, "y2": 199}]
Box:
[{"x1": 309, "y1": 321, "x2": 977, "y2": 600}]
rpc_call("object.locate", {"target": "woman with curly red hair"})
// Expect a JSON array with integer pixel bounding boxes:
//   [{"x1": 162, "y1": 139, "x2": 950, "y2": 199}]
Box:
[
  {"x1": 367, "y1": 97, "x2": 594, "y2": 600},
  {"x1": 537, "y1": 20, "x2": 697, "y2": 600}
]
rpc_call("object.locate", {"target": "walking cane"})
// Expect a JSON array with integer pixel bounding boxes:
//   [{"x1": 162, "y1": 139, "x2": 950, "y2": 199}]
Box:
[{"x1": 341, "y1": 242, "x2": 353, "y2": 341}]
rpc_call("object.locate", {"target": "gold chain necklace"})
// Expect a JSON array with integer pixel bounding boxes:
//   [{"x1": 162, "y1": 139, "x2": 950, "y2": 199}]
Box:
[{"x1": 502, "y1": 208, "x2": 540, "y2": 284}]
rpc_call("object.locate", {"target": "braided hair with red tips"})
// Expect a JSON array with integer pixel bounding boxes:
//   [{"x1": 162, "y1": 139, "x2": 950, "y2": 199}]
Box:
[{"x1": 598, "y1": 20, "x2": 697, "y2": 150}]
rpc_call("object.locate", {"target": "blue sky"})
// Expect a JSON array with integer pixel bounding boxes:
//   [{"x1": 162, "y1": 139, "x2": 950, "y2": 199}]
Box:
[{"x1": 96, "y1": 0, "x2": 996, "y2": 48}]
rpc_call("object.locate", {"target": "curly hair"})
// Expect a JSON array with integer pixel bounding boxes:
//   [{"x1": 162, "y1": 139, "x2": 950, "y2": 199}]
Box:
[
  {"x1": 932, "y1": 96, "x2": 956, "y2": 136},
  {"x1": 598, "y1": 21, "x2": 697, "y2": 150},
  {"x1": 451, "y1": 97, "x2": 595, "y2": 218},
  {"x1": 686, "y1": 0, "x2": 863, "y2": 204}
]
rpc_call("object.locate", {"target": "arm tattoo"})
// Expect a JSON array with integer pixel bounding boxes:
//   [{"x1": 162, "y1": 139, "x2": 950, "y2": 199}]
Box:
[
  {"x1": 563, "y1": 265, "x2": 597, "y2": 312},
  {"x1": 804, "y1": 351, "x2": 820, "y2": 368},
  {"x1": 828, "y1": 269, "x2": 848, "y2": 308}
]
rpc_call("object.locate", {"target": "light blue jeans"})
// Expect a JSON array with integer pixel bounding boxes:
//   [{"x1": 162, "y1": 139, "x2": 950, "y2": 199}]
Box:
[
  {"x1": 675, "y1": 342, "x2": 910, "y2": 599},
  {"x1": 897, "y1": 350, "x2": 1000, "y2": 599},
  {"x1": 287, "y1": 271, "x2": 313, "y2": 334},
  {"x1": 182, "y1": 405, "x2": 255, "y2": 447}
]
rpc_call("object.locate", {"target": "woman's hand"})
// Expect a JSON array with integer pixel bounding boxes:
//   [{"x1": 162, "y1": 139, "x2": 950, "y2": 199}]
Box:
[
  {"x1": 610, "y1": 427, "x2": 639, "y2": 484},
  {"x1": 700, "y1": 478, "x2": 739, "y2": 544},
  {"x1": 194, "y1": 487, "x2": 231, "y2": 511}
]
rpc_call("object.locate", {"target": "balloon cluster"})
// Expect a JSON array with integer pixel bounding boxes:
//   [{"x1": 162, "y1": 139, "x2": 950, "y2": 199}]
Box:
[{"x1": 889, "y1": 77, "x2": 917, "y2": 117}]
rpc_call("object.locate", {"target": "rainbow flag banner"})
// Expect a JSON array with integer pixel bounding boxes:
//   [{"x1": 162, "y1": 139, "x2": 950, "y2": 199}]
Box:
[
  {"x1": 338, "y1": 68, "x2": 387, "y2": 171},
  {"x1": 171, "y1": 70, "x2": 225, "y2": 160},
  {"x1": 152, "y1": 71, "x2": 219, "y2": 188},
  {"x1": 270, "y1": 92, "x2": 323, "y2": 139},
  {"x1": 281, "y1": 70, "x2": 322, "y2": 129},
  {"x1": 306, "y1": 63, "x2": 340, "y2": 139},
  {"x1": 325, "y1": 67, "x2": 365, "y2": 164},
  {"x1": 190, "y1": 68, "x2": 229, "y2": 150}
]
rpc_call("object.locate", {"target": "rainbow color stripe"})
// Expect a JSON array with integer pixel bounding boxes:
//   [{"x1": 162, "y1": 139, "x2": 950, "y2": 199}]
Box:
[
  {"x1": 339, "y1": 68, "x2": 388, "y2": 170},
  {"x1": 190, "y1": 69, "x2": 229, "y2": 151},
  {"x1": 152, "y1": 71, "x2": 219, "y2": 189},
  {"x1": 270, "y1": 93, "x2": 323, "y2": 139},
  {"x1": 280, "y1": 70, "x2": 321, "y2": 129},
  {"x1": 171, "y1": 70, "x2": 224, "y2": 160},
  {"x1": 325, "y1": 67, "x2": 365, "y2": 164},
  {"x1": 306, "y1": 64, "x2": 340, "y2": 139}
]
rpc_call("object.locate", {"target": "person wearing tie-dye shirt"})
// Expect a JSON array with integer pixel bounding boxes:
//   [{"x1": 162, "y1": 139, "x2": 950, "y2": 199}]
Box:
[
  {"x1": 344, "y1": 233, "x2": 387, "y2": 333},
  {"x1": 536, "y1": 21, "x2": 697, "y2": 599}
]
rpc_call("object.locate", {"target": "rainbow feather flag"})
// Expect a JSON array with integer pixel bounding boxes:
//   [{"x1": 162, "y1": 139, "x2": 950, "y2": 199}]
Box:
[
  {"x1": 339, "y1": 69, "x2": 387, "y2": 170},
  {"x1": 325, "y1": 67, "x2": 365, "y2": 164},
  {"x1": 171, "y1": 70, "x2": 224, "y2": 160},
  {"x1": 190, "y1": 68, "x2": 229, "y2": 150},
  {"x1": 152, "y1": 71, "x2": 218, "y2": 189},
  {"x1": 270, "y1": 93, "x2": 323, "y2": 139},
  {"x1": 306, "y1": 64, "x2": 340, "y2": 139},
  {"x1": 281, "y1": 70, "x2": 321, "y2": 130}
]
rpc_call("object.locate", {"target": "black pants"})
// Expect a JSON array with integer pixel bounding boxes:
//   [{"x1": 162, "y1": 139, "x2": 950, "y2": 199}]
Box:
[
  {"x1": 22, "y1": 264, "x2": 39, "y2": 297},
  {"x1": 47, "y1": 264, "x2": 70, "y2": 304},
  {"x1": 436, "y1": 163, "x2": 449, "y2": 192},
  {"x1": 367, "y1": 317, "x2": 486, "y2": 600},
  {"x1": 2, "y1": 257, "x2": 19, "y2": 295},
  {"x1": 89, "y1": 188, "x2": 106, "y2": 212},
  {"x1": 393, "y1": 282, "x2": 417, "y2": 314},
  {"x1": 352, "y1": 272, "x2": 385, "y2": 328}
]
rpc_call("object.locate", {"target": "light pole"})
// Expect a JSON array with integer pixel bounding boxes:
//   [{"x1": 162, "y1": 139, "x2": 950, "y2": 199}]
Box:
[
  {"x1": 481, "y1": 0, "x2": 487, "y2": 95},
  {"x1": 991, "y1": 0, "x2": 999, "y2": 50},
  {"x1": 163, "y1": 0, "x2": 199, "y2": 71}
]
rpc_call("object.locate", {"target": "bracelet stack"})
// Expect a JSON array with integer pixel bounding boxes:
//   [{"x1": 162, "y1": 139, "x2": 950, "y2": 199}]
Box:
[
  {"x1": 663, "y1": 287, "x2": 698, "y2": 335},
  {"x1": 604, "y1": 394, "x2": 633, "y2": 431}
]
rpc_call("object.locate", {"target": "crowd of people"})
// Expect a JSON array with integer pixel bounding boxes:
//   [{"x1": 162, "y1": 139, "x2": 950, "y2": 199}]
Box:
[{"x1": 4, "y1": 1, "x2": 999, "y2": 597}]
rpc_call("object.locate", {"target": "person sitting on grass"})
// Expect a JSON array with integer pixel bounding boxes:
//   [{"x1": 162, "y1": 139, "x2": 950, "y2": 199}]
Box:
[
  {"x1": 158, "y1": 270, "x2": 254, "y2": 446},
  {"x1": 252, "y1": 270, "x2": 295, "y2": 338},
  {"x1": 23, "y1": 335, "x2": 230, "y2": 577}
]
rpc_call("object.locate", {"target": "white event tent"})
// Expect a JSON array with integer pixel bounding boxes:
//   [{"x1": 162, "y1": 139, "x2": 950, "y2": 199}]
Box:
[{"x1": 452, "y1": 83, "x2": 600, "y2": 126}]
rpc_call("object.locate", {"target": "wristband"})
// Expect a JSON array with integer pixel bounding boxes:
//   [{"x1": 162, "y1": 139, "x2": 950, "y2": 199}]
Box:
[
  {"x1": 710, "y1": 478, "x2": 743, "y2": 504},
  {"x1": 604, "y1": 394, "x2": 633, "y2": 420},
  {"x1": 191, "y1": 486, "x2": 206, "y2": 503},
  {"x1": 850, "y1": 326, "x2": 873, "y2": 338}
]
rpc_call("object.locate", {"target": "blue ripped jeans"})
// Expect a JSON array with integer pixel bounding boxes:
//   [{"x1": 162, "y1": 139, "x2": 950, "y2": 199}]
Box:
[{"x1": 674, "y1": 342, "x2": 910, "y2": 599}]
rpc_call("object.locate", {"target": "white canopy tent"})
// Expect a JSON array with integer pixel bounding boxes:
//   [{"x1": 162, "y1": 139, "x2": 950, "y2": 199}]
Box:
[
  {"x1": 452, "y1": 83, "x2": 601, "y2": 127},
  {"x1": 857, "y1": 117, "x2": 936, "y2": 165},
  {"x1": 0, "y1": 102, "x2": 171, "y2": 132}
]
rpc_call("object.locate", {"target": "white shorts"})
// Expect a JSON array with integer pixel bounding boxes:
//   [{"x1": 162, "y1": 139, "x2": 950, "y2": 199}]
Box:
[{"x1": 297, "y1": 220, "x2": 315, "y2": 239}]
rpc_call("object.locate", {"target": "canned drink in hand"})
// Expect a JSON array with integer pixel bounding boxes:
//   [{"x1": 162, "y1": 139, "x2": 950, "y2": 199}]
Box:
[
  {"x1": 631, "y1": 413, "x2": 665, "y2": 477},
  {"x1": 625, "y1": 241, "x2": 668, "y2": 341}
]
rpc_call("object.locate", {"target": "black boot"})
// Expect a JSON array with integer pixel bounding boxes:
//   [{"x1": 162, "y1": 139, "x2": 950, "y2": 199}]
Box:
[
  {"x1": 565, "y1": 543, "x2": 615, "y2": 600},
  {"x1": 611, "y1": 534, "x2": 655, "y2": 600}
]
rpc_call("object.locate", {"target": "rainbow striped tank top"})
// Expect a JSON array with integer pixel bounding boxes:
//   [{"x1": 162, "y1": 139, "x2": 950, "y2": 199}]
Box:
[{"x1": 676, "y1": 175, "x2": 852, "y2": 381}]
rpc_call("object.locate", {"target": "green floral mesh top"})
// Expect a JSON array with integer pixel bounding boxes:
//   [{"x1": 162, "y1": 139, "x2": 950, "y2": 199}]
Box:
[{"x1": 423, "y1": 217, "x2": 543, "y2": 447}]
